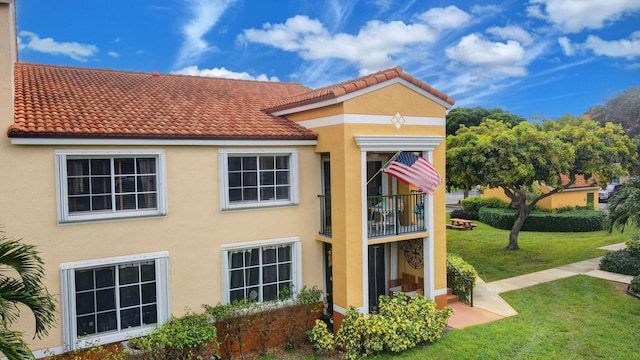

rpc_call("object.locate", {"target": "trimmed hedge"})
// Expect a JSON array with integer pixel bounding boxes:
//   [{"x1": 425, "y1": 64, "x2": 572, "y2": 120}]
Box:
[
  {"x1": 460, "y1": 197, "x2": 509, "y2": 212},
  {"x1": 478, "y1": 208, "x2": 606, "y2": 232},
  {"x1": 449, "y1": 209, "x2": 478, "y2": 220},
  {"x1": 600, "y1": 250, "x2": 640, "y2": 276},
  {"x1": 453, "y1": 197, "x2": 509, "y2": 220},
  {"x1": 630, "y1": 275, "x2": 640, "y2": 294}
]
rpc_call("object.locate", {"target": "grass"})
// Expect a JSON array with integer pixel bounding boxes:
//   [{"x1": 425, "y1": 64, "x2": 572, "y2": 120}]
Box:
[
  {"x1": 369, "y1": 276, "x2": 640, "y2": 359},
  {"x1": 275, "y1": 218, "x2": 639, "y2": 360},
  {"x1": 446, "y1": 219, "x2": 637, "y2": 282}
]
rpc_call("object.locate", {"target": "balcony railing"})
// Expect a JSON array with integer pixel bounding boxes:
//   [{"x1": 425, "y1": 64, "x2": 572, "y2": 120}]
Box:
[
  {"x1": 318, "y1": 193, "x2": 426, "y2": 238},
  {"x1": 367, "y1": 193, "x2": 426, "y2": 238}
]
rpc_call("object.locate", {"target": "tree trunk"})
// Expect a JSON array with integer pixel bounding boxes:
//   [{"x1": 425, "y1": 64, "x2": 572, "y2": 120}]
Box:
[{"x1": 506, "y1": 204, "x2": 530, "y2": 250}]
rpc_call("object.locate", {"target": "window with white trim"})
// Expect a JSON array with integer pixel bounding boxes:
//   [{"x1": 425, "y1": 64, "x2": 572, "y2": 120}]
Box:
[
  {"x1": 56, "y1": 150, "x2": 167, "y2": 223},
  {"x1": 219, "y1": 150, "x2": 299, "y2": 210},
  {"x1": 222, "y1": 239, "x2": 301, "y2": 303},
  {"x1": 61, "y1": 252, "x2": 170, "y2": 351}
]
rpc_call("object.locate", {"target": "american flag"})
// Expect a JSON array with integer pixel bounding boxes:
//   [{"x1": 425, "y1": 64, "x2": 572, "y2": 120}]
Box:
[{"x1": 382, "y1": 152, "x2": 442, "y2": 194}]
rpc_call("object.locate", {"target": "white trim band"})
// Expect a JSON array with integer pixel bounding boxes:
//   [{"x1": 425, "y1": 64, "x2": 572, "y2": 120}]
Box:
[
  {"x1": 297, "y1": 114, "x2": 445, "y2": 129},
  {"x1": 11, "y1": 138, "x2": 317, "y2": 146}
]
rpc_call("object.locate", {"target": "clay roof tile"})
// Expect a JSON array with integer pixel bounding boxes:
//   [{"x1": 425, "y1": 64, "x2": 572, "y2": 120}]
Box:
[{"x1": 10, "y1": 63, "x2": 317, "y2": 140}]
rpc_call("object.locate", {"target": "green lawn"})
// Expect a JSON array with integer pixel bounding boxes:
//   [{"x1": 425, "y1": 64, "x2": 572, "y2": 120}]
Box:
[
  {"x1": 446, "y1": 220, "x2": 636, "y2": 282},
  {"x1": 370, "y1": 276, "x2": 640, "y2": 359}
]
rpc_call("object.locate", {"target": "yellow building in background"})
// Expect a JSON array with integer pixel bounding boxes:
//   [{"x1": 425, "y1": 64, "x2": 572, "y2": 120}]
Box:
[{"x1": 481, "y1": 175, "x2": 598, "y2": 210}]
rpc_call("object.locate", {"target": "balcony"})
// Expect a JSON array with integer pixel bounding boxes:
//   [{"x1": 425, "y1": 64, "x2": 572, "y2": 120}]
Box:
[{"x1": 318, "y1": 193, "x2": 426, "y2": 238}]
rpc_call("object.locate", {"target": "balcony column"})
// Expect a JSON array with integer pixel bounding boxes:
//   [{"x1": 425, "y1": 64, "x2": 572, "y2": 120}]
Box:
[
  {"x1": 423, "y1": 149, "x2": 435, "y2": 300},
  {"x1": 360, "y1": 148, "x2": 369, "y2": 314}
]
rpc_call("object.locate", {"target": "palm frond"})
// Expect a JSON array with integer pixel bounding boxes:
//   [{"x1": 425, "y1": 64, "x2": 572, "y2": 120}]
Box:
[
  {"x1": 0, "y1": 328, "x2": 35, "y2": 360},
  {"x1": 0, "y1": 233, "x2": 45, "y2": 291}
]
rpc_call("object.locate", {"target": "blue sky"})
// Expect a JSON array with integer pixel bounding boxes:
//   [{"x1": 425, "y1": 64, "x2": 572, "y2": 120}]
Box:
[{"x1": 15, "y1": 0, "x2": 640, "y2": 120}]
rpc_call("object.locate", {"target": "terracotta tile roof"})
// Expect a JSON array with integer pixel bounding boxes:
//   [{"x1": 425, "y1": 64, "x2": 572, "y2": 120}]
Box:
[
  {"x1": 560, "y1": 174, "x2": 596, "y2": 189},
  {"x1": 10, "y1": 63, "x2": 317, "y2": 140},
  {"x1": 263, "y1": 66, "x2": 455, "y2": 112}
]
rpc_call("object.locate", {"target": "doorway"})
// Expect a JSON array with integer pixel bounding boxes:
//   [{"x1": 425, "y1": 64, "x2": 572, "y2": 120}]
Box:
[
  {"x1": 323, "y1": 243, "x2": 333, "y2": 317},
  {"x1": 368, "y1": 244, "x2": 386, "y2": 313}
]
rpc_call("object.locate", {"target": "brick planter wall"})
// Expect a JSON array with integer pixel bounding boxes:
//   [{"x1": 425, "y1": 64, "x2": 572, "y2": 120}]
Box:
[{"x1": 215, "y1": 301, "x2": 323, "y2": 359}]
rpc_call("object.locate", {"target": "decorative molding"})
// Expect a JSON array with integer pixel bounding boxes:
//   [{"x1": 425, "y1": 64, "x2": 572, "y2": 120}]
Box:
[
  {"x1": 270, "y1": 77, "x2": 453, "y2": 116},
  {"x1": 354, "y1": 135, "x2": 445, "y2": 152},
  {"x1": 434, "y1": 287, "x2": 448, "y2": 296},
  {"x1": 60, "y1": 251, "x2": 169, "y2": 270},
  {"x1": 11, "y1": 137, "x2": 317, "y2": 146},
  {"x1": 296, "y1": 113, "x2": 445, "y2": 129},
  {"x1": 220, "y1": 236, "x2": 301, "y2": 251}
]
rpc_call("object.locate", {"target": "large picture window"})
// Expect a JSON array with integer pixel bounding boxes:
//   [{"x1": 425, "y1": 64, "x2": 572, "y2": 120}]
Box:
[
  {"x1": 219, "y1": 149, "x2": 299, "y2": 210},
  {"x1": 61, "y1": 252, "x2": 170, "y2": 350},
  {"x1": 221, "y1": 238, "x2": 301, "y2": 304},
  {"x1": 56, "y1": 150, "x2": 167, "y2": 223}
]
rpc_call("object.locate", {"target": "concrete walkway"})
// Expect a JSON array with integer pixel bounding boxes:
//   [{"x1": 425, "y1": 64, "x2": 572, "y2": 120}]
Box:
[{"x1": 447, "y1": 243, "x2": 634, "y2": 328}]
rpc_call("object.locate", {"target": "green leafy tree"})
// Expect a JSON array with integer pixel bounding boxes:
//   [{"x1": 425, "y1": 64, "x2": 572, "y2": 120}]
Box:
[
  {"x1": 0, "y1": 231, "x2": 56, "y2": 360},
  {"x1": 589, "y1": 86, "x2": 640, "y2": 137},
  {"x1": 447, "y1": 117, "x2": 636, "y2": 250},
  {"x1": 446, "y1": 106, "x2": 526, "y2": 136}
]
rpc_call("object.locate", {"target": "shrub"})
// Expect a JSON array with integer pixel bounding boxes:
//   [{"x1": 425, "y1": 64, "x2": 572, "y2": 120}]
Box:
[
  {"x1": 447, "y1": 253, "x2": 478, "y2": 288},
  {"x1": 307, "y1": 319, "x2": 335, "y2": 354},
  {"x1": 449, "y1": 209, "x2": 479, "y2": 220},
  {"x1": 309, "y1": 293, "x2": 452, "y2": 359},
  {"x1": 627, "y1": 236, "x2": 640, "y2": 258},
  {"x1": 461, "y1": 196, "x2": 509, "y2": 212},
  {"x1": 126, "y1": 310, "x2": 218, "y2": 360},
  {"x1": 335, "y1": 307, "x2": 365, "y2": 360},
  {"x1": 599, "y1": 250, "x2": 640, "y2": 276},
  {"x1": 630, "y1": 275, "x2": 640, "y2": 294},
  {"x1": 478, "y1": 208, "x2": 605, "y2": 232}
]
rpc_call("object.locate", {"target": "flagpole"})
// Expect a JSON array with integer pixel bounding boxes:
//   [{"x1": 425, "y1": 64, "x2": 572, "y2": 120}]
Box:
[{"x1": 366, "y1": 151, "x2": 402, "y2": 185}]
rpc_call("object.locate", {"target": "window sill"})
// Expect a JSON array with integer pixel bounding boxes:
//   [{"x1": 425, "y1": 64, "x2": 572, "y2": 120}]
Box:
[
  {"x1": 75, "y1": 325, "x2": 157, "y2": 350},
  {"x1": 222, "y1": 201, "x2": 298, "y2": 212},
  {"x1": 59, "y1": 212, "x2": 167, "y2": 225}
]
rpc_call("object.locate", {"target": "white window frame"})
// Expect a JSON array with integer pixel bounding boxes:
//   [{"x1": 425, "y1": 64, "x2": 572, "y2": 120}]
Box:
[
  {"x1": 220, "y1": 237, "x2": 302, "y2": 304},
  {"x1": 60, "y1": 251, "x2": 171, "y2": 351},
  {"x1": 218, "y1": 149, "x2": 299, "y2": 210},
  {"x1": 55, "y1": 150, "x2": 167, "y2": 223}
]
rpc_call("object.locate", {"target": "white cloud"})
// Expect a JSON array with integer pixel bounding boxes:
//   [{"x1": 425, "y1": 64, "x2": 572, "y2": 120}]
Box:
[
  {"x1": 370, "y1": 0, "x2": 392, "y2": 11},
  {"x1": 17, "y1": 31, "x2": 98, "y2": 62},
  {"x1": 487, "y1": 26, "x2": 535, "y2": 46},
  {"x1": 175, "y1": 0, "x2": 239, "y2": 68},
  {"x1": 108, "y1": 51, "x2": 120, "y2": 58},
  {"x1": 241, "y1": 15, "x2": 437, "y2": 76},
  {"x1": 558, "y1": 36, "x2": 574, "y2": 56},
  {"x1": 417, "y1": 5, "x2": 471, "y2": 31},
  {"x1": 446, "y1": 33, "x2": 527, "y2": 76},
  {"x1": 527, "y1": 0, "x2": 640, "y2": 33},
  {"x1": 471, "y1": 5, "x2": 502, "y2": 15},
  {"x1": 584, "y1": 32, "x2": 640, "y2": 59},
  {"x1": 241, "y1": 15, "x2": 327, "y2": 52},
  {"x1": 172, "y1": 65, "x2": 280, "y2": 82}
]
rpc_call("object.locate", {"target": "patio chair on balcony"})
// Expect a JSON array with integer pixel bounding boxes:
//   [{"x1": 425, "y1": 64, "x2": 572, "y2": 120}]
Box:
[{"x1": 369, "y1": 198, "x2": 404, "y2": 236}]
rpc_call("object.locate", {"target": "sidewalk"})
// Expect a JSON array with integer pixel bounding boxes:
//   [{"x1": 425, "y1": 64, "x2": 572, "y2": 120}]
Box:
[{"x1": 447, "y1": 243, "x2": 633, "y2": 329}]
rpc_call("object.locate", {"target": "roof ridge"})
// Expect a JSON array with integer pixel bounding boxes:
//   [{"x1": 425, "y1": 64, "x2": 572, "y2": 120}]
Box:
[
  {"x1": 14, "y1": 62, "x2": 305, "y2": 85},
  {"x1": 263, "y1": 65, "x2": 454, "y2": 112}
]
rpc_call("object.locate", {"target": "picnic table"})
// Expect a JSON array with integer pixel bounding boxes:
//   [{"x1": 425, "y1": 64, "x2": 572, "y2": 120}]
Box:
[{"x1": 447, "y1": 218, "x2": 477, "y2": 230}]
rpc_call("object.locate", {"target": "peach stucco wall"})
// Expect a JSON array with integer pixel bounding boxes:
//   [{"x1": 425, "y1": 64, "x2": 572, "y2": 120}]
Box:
[
  {"x1": 290, "y1": 82, "x2": 449, "y2": 312},
  {"x1": 0, "y1": 142, "x2": 323, "y2": 352}
]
